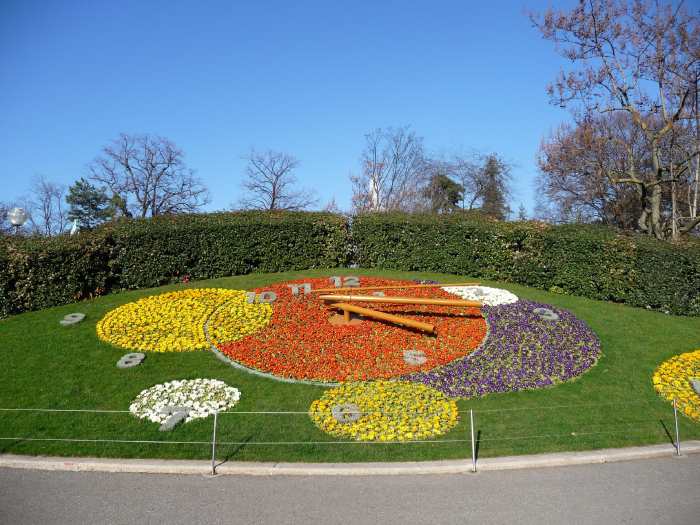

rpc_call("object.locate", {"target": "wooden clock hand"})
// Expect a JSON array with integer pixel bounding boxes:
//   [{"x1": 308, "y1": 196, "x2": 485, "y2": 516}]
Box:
[
  {"x1": 330, "y1": 302, "x2": 436, "y2": 334},
  {"x1": 319, "y1": 294, "x2": 482, "y2": 308},
  {"x1": 312, "y1": 282, "x2": 479, "y2": 294}
]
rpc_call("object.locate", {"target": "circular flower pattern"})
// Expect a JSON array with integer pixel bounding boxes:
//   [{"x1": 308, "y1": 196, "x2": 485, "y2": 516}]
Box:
[
  {"x1": 129, "y1": 378, "x2": 241, "y2": 424},
  {"x1": 97, "y1": 288, "x2": 271, "y2": 352},
  {"x1": 652, "y1": 349, "x2": 700, "y2": 421},
  {"x1": 441, "y1": 285, "x2": 518, "y2": 306},
  {"x1": 406, "y1": 300, "x2": 600, "y2": 398},
  {"x1": 214, "y1": 278, "x2": 487, "y2": 383},
  {"x1": 309, "y1": 381, "x2": 458, "y2": 441}
]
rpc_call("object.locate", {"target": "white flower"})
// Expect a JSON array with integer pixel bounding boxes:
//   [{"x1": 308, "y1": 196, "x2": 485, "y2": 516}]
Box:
[
  {"x1": 442, "y1": 285, "x2": 518, "y2": 306},
  {"x1": 129, "y1": 379, "x2": 241, "y2": 425}
]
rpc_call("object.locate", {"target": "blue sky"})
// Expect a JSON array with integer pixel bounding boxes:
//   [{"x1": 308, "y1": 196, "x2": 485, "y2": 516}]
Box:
[{"x1": 0, "y1": 0, "x2": 574, "y2": 214}]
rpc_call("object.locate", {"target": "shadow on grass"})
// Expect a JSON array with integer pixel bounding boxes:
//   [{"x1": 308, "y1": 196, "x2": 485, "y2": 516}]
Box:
[
  {"x1": 475, "y1": 429, "x2": 481, "y2": 462},
  {"x1": 215, "y1": 435, "x2": 254, "y2": 468},
  {"x1": 0, "y1": 439, "x2": 25, "y2": 454},
  {"x1": 659, "y1": 419, "x2": 678, "y2": 451}
]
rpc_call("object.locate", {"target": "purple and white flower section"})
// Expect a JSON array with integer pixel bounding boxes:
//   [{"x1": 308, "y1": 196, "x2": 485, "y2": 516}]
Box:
[{"x1": 406, "y1": 299, "x2": 600, "y2": 399}]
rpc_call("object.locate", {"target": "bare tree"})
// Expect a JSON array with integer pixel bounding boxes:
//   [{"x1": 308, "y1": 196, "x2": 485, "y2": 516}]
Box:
[
  {"x1": 531, "y1": 0, "x2": 700, "y2": 239},
  {"x1": 88, "y1": 134, "x2": 209, "y2": 218},
  {"x1": 449, "y1": 155, "x2": 486, "y2": 210},
  {"x1": 537, "y1": 112, "x2": 646, "y2": 228},
  {"x1": 237, "y1": 149, "x2": 317, "y2": 211},
  {"x1": 20, "y1": 176, "x2": 68, "y2": 236},
  {"x1": 323, "y1": 197, "x2": 342, "y2": 213},
  {"x1": 350, "y1": 126, "x2": 428, "y2": 212}
]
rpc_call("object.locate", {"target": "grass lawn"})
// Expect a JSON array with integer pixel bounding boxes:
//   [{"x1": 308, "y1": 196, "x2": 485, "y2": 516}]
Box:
[{"x1": 1, "y1": 268, "x2": 699, "y2": 463}]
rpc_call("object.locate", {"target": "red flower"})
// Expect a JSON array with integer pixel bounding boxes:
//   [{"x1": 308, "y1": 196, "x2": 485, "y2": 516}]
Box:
[{"x1": 214, "y1": 278, "x2": 486, "y2": 383}]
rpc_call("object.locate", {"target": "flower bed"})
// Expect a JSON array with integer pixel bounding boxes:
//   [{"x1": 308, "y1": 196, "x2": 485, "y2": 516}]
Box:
[
  {"x1": 406, "y1": 300, "x2": 601, "y2": 398},
  {"x1": 214, "y1": 278, "x2": 487, "y2": 383},
  {"x1": 129, "y1": 379, "x2": 241, "y2": 424},
  {"x1": 308, "y1": 381, "x2": 458, "y2": 441},
  {"x1": 652, "y1": 349, "x2": 700, "y2": 421},
  {"x1": 97, "y1": 289, "x2": 271, "y2": 352}
]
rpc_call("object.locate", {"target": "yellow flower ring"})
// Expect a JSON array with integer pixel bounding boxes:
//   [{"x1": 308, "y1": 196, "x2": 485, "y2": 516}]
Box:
[
  {"x1": 309, "y1": 381, "x2": 459, "y2": 441},
  {"x1": 652, "y1": 349, "x2": 700, "y2": 421},
  {"x1": 96, "y1": 288, "x2": 272, "y2": 353}
]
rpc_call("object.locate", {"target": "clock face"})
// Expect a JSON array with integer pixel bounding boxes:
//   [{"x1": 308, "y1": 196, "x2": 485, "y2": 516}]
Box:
[{"x1": 210, "y1": 277, "x2": 487, "y2": 383}]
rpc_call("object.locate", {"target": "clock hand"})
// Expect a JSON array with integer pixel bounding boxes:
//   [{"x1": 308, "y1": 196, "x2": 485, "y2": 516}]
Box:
[
  {"x1": 319, "y1": 294, "x2": 482, "y2": 308},
  {"x1": 312, "y1": 282, "x2": 479, "y2": 294},
  {"x1": 330, "y1": 303, "x2": 436, "y2": 334}
]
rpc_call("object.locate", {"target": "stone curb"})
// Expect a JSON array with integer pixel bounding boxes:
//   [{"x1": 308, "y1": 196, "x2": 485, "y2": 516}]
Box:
[{"x1": 1, "y1": 441, "x2": 698, "y2": 476}]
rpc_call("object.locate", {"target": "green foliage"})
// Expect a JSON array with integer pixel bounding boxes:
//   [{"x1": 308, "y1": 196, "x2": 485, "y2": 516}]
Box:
[
  {"x1": 2, "y1": 210, "x2": 698, "y2": 318},
  {"x1": 109, "y1": 212, "x2": 350, "y2": 289},
  {"x1": 423, "y1": 173, "x2": 463, "y2": 213},
  {"x1": 0, "y1": 211, "x2": 349, "y2": 317},
  {"x1": 0, "y1": 232, "x2": 113, "y2": 318},
  {"x1": 352, "y1": 213, "x2": 700, "y2": 316},
  {"x1": 66, "y1": 178, "x2": 113, "y2": 229},
  {"x1": 480, "y1": 154, "x2": 510, "y2": 220}
]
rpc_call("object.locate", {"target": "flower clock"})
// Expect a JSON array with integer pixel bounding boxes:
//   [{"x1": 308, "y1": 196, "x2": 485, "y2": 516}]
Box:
[{"x1": 98, "y1": 277, "x2": 600, "y2": 439}]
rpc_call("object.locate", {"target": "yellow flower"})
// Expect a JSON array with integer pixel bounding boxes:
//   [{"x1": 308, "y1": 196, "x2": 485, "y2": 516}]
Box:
[
  {"x1": 97, "y1": 288, "x2": 271, "y2": 353},
  {"x1": 652, "y1": 349, "x2": 700, "y2": 422},
  {"x1": 308, "y1": 381, "x2": 459, "y2": 442}
]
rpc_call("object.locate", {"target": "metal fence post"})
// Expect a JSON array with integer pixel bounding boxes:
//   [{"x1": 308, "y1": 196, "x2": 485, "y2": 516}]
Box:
[
  {"x1": 211, "y1": 410, "x2": 219, "y2": 475},
  {"x1": 470, "y1": 408, "x2": 476, "y2": 473},
  {"x1": 673, "y1": 398, "x2": 681, "y2": 456}
]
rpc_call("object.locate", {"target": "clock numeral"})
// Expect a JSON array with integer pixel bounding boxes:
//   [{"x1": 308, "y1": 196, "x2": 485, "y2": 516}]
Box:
[
  {"x1": 344, "y1": 276, "x2": 360, "y2": 287},
  {"x1": 287, "y1": 283, "x2": 312, "y2": 296},
  {"x1": 159, "y1": 406, "x2": 189, "y2": 432},
  {"x1": 330, "y1": 276, "x2": 360, "y2": 288},
  {"x1": 246, "y1": 291, "x2": 278, "y2": 304}
]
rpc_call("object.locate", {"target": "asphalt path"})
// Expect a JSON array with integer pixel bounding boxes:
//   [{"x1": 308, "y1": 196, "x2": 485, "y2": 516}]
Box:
[{"x1": 1, "y1": 455, "x2": 699, "y2": 525}]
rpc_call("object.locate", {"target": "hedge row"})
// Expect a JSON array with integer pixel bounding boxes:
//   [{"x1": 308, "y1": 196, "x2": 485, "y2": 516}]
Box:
[
  {"x1": 0, "y1": 212, "x2": 350, "y2": 318},
  {"x1": 352, "y1": 213, "x2": 700, "y2": 316},
  {"x1": 1, "y1": 211, "x2": 698, "y2": 318}
]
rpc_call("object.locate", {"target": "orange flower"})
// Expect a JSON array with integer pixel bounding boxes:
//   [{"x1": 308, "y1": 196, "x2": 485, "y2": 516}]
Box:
[{"x1": 214, "y1": 278, "x2": 486, "y2": 383}]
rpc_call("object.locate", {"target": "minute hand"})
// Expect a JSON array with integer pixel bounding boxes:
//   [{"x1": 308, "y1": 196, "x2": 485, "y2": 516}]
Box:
[{"x1": 319, "y1": 295, "x2": 482, "y2": 308}]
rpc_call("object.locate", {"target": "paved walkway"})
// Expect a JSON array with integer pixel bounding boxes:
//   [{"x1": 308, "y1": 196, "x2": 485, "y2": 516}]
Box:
[{"x1": 1, "y1": 454, "x2": 699, "y2": 524}]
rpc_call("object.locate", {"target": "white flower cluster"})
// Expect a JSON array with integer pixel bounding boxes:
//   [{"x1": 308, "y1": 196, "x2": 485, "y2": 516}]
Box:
[
  {"x1": 442, "y1": 285, "x2": 519, "y2": 306},
  {"x1": 129, "y1": 379, "x2": 241, "y2": 424}
]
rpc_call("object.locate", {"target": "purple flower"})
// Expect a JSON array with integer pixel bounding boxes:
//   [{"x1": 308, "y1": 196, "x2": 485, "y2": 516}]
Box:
[{"x1": 404, "y1": 300, "x2": 601, "y2": 398}]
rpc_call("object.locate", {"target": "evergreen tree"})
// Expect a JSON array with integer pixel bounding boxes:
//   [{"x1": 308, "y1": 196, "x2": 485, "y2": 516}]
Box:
[
  {"x1": 66, "y1": 178, "x2": 112, "y2": 229},
  {"x1": 480, "y1": 155, "x2": 510, "y2": 220},
  {"x1": 424, "y1": 173, "x2": 464, "y2": 213}
]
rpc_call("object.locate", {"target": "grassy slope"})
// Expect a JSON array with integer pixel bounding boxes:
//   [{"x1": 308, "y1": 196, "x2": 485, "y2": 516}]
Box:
[{"x1": 1, "y1": 269, "x2": 698, "y2": 463}]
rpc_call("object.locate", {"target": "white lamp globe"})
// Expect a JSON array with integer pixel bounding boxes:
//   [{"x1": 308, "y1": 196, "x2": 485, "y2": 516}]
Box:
[{"x1": 8, "y1": 207, "x2": 29, "y2": 227}]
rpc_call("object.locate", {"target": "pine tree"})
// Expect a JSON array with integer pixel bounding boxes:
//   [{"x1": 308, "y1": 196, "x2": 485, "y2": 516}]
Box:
[
  {"x1": 66, "y1": 178, "x2": 112, "y2": 229},
  {"x1": 480, "y1": 155, "x2": 510, "y2": 220}
]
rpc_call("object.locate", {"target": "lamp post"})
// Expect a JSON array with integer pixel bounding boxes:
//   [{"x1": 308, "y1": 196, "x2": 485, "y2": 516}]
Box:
[{"x1": 7, "y1": 207, "x2": 29, "y2": 236}]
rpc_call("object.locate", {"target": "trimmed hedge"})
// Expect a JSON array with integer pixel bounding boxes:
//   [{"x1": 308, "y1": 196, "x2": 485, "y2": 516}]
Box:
[
  {"x1": 0, "y1": 232, "x2": 113, "y2": 318},
  {"x1": 1, "y1": 211, "x2": 698, "y2": 318},
  {"x1": 0, "y1": 212, "x2": 350, "y2": 317},
  {"x1": 352, "y1": 213, "x2": 700, "y2": 316},
  {"x1": 109, "y1": 212, "x2": 350, "y2": 289}
]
